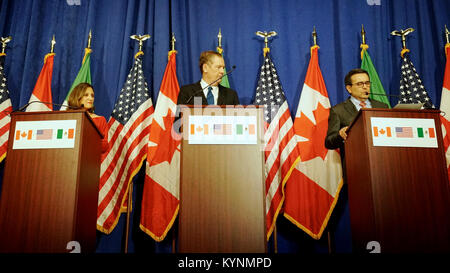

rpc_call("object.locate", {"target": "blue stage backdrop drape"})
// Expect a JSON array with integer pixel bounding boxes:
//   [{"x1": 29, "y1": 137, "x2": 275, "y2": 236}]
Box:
[{"x1": 1, "y1": 0, "x2": 449, "y2": 253}]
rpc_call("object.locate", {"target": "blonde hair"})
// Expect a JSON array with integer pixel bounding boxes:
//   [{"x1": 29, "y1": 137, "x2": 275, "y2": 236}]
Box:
[
  {"x1": 199, "y1": 51, "x2": 223, "y2": 74},
  {"x1": 67, "y1": 82, "x2": 94, "y2": 113}
]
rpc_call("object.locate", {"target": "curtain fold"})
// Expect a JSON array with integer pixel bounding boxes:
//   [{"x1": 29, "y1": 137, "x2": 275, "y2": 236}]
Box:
[{"x1": 1, "y1": 0, "x2": 449, "y2": 253}]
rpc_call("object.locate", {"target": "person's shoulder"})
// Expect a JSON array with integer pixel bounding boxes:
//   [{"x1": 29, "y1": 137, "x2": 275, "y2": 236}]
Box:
[
  {"x1": 332, "y1": 97, "x2": 352, "y2": 109},
  {"x1": 180, "y1": 81, "x2": 201, "y2": 91},
  {"x1": 219, "y1": 84, "x2": 237, "y2": 93},
  {"x1": 370, "y1": 99, "x2": 389, "y2": 108},
  {"x1": 91, "y1": 113, "x2": 106, "y2": 121}
]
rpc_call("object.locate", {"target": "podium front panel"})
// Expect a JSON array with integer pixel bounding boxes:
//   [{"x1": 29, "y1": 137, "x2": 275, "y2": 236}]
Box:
[
  {"x1": 178, "y1": 106, "x2": 266, "y2": 253},
  {"x1": 0, "y1": 111, "x2": 101, "y2": 253},
  {"x1": 345, "y1": 109, "x2": 450, "y2": 253}
]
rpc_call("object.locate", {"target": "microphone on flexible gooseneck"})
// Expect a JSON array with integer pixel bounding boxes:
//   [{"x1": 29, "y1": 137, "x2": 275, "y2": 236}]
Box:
[
  {"x1": 14, "y1": 101, "x2": 80, "y2": 112},
  {"x1": 370, "y1": 93, "x2": 401, "y2": 98},
  {"x1": 185, "y1": 65, "x2": 237, "y2": 104}
]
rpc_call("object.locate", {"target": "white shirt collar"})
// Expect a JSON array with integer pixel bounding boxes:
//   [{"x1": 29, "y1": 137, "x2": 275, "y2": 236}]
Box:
[{"x1": 350, "y1": 96, "x2": 371, "y2": 111}]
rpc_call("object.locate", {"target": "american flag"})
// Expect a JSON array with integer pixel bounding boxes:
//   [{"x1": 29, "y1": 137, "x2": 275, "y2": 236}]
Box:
[
  {"x1": 0, "y1": 55, "x2": 12, "y2": 163},
  {"x1": 97, "y1": 54, "x2": 154, "y2": 233},
  {"x1": 395, "y1": 126, "x2": 413, "y2": 138},
  {"x1": 399, "y1": 53, "x2": 434, "y2": 109},
  {"x1": 254, "y1": 53, "x2": 300, "y2": 239}
]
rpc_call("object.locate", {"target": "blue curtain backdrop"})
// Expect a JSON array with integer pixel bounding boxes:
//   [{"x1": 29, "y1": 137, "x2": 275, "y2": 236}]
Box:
[{"x1": 0, "y1": 0, "x2": 449, "y2": 253}]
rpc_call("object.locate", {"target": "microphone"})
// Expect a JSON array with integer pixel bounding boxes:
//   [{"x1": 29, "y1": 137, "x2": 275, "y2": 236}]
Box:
[
  {"x1": 370, "y1": 92, "x2": 401, "y2": 98},
  {"x1": 185, "y1": 65, "x2": 236, "y2": 104},
  {"x1": 15, "y1": 101, "x2": 80, "y2": 112}
]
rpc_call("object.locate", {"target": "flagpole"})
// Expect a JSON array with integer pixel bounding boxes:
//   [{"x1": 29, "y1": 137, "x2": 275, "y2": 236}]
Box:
[
  {"x1": 217, "y1": 28, "x2": 222, "y2": 53},
  {"x1": 327, "y1": 230, "x2": 333, "y2": 253},
  {"x1": 255, "y1": 30, "x2": 277, "y2": 57},
  {"x1": 390, "y1": 28, "x2": 415, "y2": 57},
  {"x1": 360, "y1": 25, "x2": 369, "y2": 60},
  {"x1": 445, "y1": 25, "x2": 450, "y2": 55},
  {"x1": 311, "y1": 28, "x2": 334, "y2": 251},
  {"x1": 273, "y1": 224, "x2": 278, "y2": 253},
  {"x1": 172, "y1": 227, "x2": 176, "y2": 253},
  {"x1": 124, "y1": 182, "x2": 133, "y2": 253},
  {"x1": 255, "y1": 30, "x2": 282, "y2": 252},
  {"x1": 122, "y1": 34, "x2": 151, "y2": 253},
  {"x1": 50, "y1": 35, "x2": 56, "y2": 53},
  {"x1": 87, "y1": 29, "x2": 92, "y2": 49},
  {"x1": 0, "y1": 36, "x2": 12, "y2": 56}
]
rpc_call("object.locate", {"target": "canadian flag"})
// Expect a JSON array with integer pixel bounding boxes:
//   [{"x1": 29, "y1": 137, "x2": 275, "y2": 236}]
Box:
[
  {"x1": 440, "y1": 44, "x2": 450, "y2": 178},
  {"x1": 26, "y1": 53, "x2": 54, "y2": 112},
  {"x1": 140, "y1": 51, "x2": 180, "y2": 241},
  {"x1": 283, "y1": 46, "x2": 343, "y2": 239}
]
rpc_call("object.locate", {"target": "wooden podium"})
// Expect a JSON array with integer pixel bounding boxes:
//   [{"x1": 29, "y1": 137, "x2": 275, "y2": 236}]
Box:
[
  {"x1": 0, "y1": 110, "x2": 102, "y2": 253},
  {"x1": 178, "y1": 106, "x2": 267, "y2": 253},
  {"x1": 345, "y1": 109, "x2": 450, "y2": 253}
]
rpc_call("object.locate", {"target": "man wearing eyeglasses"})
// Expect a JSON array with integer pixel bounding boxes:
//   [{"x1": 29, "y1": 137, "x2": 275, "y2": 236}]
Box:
[{"x1": 325, "y1": 68, "x2": 389, "y2": 151}]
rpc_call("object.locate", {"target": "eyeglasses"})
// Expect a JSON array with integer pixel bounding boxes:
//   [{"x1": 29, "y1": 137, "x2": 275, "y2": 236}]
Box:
[{"x1": 352, "y1": 81, "x2": 371, "y2": 87}]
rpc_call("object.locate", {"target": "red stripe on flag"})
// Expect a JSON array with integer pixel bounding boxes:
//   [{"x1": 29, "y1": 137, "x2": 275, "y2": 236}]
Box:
[
  {"x1": 97, "y1": 123, "x2": 152, "y2": 216},
  {"x1": 264, "y1": 109, "x2": 296, "y2": 194},
  {"x1": 100, "y1": 107, "x2": 154, "y2": 184},
  {"x1": 263, "y1": 106, "x2": 300, "y2": 238},
  {"x1": 99, "y1": 145, "x2": 149, "y2": 230},
  {"x1": 429, "y1": 127, "x2": 435, "y2": 138},
  {"x1": 0, "y1": 119, "x2": 10, "y2": 137}
]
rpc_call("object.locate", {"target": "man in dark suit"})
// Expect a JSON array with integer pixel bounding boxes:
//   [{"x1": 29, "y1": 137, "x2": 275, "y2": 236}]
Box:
[
  {"x1": 324, "y1": 68, "x2": 389, "y2": 250},
  {"x1": 177, "y1": 51, "x2": 239, "y2": 105},
  {"x1": 325, "y1": 68, "x2": 389, "y2": 151}
]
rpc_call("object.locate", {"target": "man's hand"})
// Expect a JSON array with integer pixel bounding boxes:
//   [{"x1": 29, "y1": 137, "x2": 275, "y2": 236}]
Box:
[{"x1": 339, "y1": 126, "x2": 349, "y2": 140}]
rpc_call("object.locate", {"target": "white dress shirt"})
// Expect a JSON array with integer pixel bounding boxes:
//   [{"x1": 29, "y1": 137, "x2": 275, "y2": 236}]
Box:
[{"x1": 350, "y1": 96, "x2": 372, "y2": 111}]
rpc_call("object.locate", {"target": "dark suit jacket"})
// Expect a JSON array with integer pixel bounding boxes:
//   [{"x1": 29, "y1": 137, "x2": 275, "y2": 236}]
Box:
[
  {"x1": 325, "y1": 97, "x2": 389, "y2": 150},
  {"x1": 325, "y1": 97, "x2": 389, "y2": 182},
  {"x1": 177, "y1": 81, "x2": 240, "y2": 105}
]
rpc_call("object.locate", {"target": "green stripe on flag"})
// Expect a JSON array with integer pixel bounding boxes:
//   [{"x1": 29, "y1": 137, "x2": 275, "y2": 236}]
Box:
[
  {"x1": 417, "y1": 128, "x2": 424, "y2": 138},
  {"x1": 66, "y1": 52, "x2": 92, "y2": 100},
  {"x1": 361, "y1": 50, "x2": 391, "y2": 108},
  {"x1": 217, "y1": 49, "x2": 230, "y2": 88},
  {"x1": 236, "y1": 124, "x2": 243, "y2": 135},
  {"x1": 57, "y1": 129, "x2": 63, "y2": 139}
]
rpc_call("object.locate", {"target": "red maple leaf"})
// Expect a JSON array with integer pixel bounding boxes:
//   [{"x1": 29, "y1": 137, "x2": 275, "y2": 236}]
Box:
[
  {"x1": 147, "y1": 109, "x2": 180, "y2": 166},
  {"x1": 294, "y1": 103, "x2": 329, "y2": 162}
]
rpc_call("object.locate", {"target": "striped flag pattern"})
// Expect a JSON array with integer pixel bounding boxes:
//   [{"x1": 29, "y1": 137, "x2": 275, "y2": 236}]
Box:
[
  {"x1": 440, "y1": 44, "x2": 450, "y2": 178},
  {"x1": 26, "y1": 53, "x2": 54, "y2": 112},
  {"x1": 284, "y1": 46, "x2": 343, "y2": 239},
  {"x1": 140, "y1": 51, "x2": 180, "y2": 241},
  {"x1": 0, "y1": 55, "x2": 12, "y2": 163},
  {"x1": 253, "y1": 53, "x2": 300, "y2": 239},
  {"x1": 97, "y1": 53, "x2": 154, "y2": 233}
]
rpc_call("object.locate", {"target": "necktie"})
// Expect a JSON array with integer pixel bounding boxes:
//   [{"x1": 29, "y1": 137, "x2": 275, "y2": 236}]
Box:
[
  {"x1": 206, "y1": 87, "x2": 214, "y2": 105},
  {"x1": 359, "y1": 101, "x2": 366, "y2": 108}
]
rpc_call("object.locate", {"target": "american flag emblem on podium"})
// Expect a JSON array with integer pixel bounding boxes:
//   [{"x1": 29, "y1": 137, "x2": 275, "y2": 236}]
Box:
[{"x1": 395, "y1": 127, "x2": 413, "y2": 138}]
